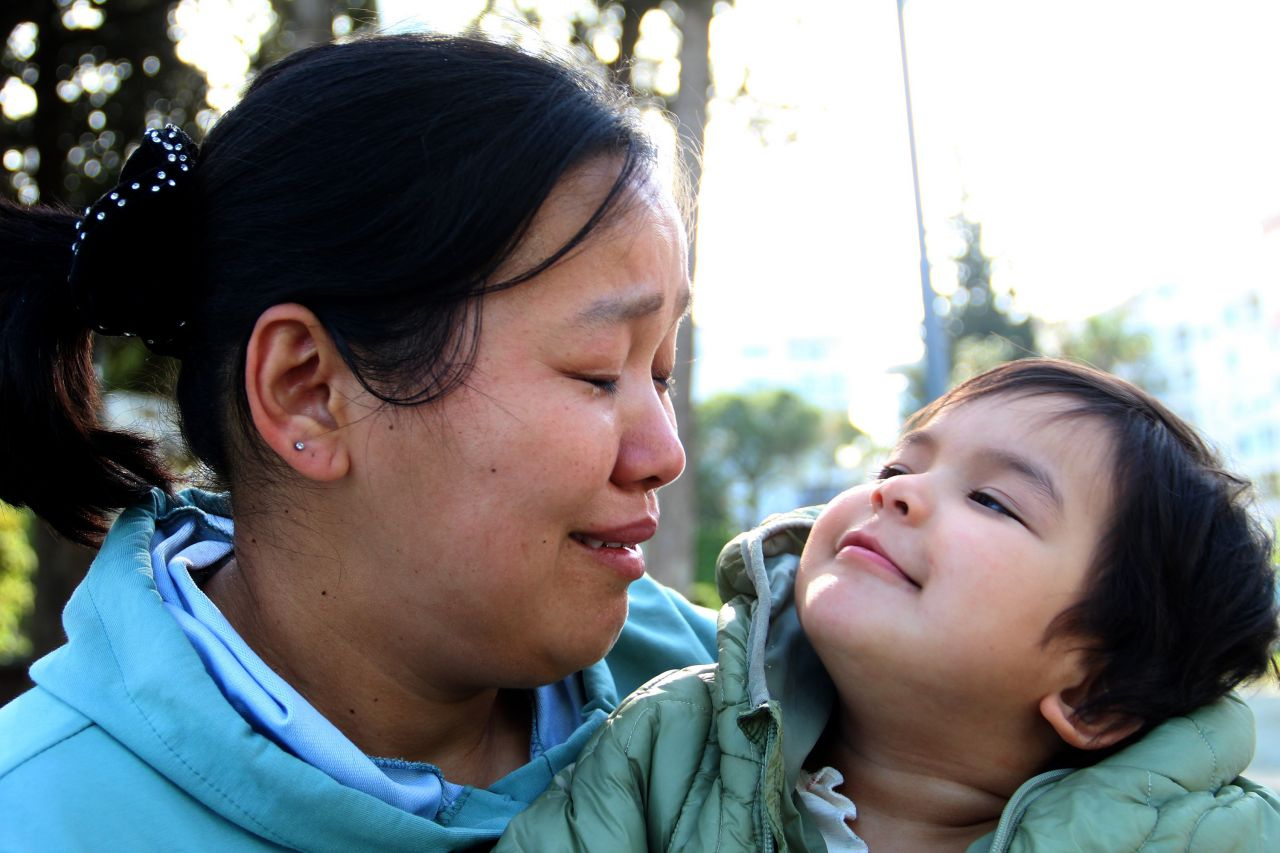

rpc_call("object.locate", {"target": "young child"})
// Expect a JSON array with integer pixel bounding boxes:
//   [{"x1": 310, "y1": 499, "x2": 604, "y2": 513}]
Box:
[{"x1": 496, "y1": 358, "x2": 1280, "y2": 852}]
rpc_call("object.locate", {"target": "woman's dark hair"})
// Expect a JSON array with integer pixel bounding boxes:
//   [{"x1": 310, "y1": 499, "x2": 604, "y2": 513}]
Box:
[
  {"x1": 911, "y1": 358, "x2": 1280, "y2": 736},
  {"x1": 1, "y1": 33, "x2": 660, "y2": 545}
]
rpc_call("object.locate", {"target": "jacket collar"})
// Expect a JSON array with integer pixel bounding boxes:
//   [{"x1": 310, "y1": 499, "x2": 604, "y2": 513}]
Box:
[{"x1": 714, "y1": 507, "x2": 835, "y2": 787}]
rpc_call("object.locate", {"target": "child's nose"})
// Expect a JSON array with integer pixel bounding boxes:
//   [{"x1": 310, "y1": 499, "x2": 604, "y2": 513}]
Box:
[{"x1": 872, "y1": 475, "x2": 929, "y2": 521}]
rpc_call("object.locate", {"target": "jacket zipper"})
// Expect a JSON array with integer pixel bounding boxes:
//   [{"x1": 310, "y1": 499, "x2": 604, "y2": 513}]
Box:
[
  {"x1": 985, "y1": 768, "x2": 1076, "y2": 852},
  {"x1": 762, "y1": 721, "x2": 777, "y2": 853}
]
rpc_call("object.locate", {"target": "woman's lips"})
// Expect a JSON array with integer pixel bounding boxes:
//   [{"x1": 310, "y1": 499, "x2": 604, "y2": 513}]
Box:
[
  {"x1": 568, "y1": 518, "x2": 657, "y2": 582},
  {"x1": 835, "y1": 530, "x2": 920, "y2": 588}
]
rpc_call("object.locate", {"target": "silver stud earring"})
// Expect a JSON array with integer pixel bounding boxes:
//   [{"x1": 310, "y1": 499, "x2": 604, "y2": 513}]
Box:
[{"x1": 294, "y1": 441, "x2": 306, "y2": 451}]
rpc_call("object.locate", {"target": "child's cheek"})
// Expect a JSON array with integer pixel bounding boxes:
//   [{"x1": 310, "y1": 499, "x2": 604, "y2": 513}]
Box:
[
  {"x1": 928, "y1": 521, "x2": 987, "y2": 568},
  {"x1": 794, "y1": 570, "x2": 856, "y2": 638}
]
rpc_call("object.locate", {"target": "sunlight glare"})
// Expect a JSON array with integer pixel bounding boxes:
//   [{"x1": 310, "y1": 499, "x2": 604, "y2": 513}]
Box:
[
  {"x1": 172, "y1": 0, "x2": 276, "y2": 117},
  {"x1": 0, "y1": 77, "x2": 37, "y2": 120}
]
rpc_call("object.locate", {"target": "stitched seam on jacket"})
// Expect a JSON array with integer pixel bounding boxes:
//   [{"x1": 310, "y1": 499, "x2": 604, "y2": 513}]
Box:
[
  {"x1": 1190, "y1": 717, "x2": 1220, "y2": 787},
  {"x1": 86, "y1": 584, "x2": 289, "y2": 844},
  {"x1": 665, "y1": 707, "x2": 721, "y2": 853},
  {"x1": 619, "y1": 699, "x2": 708, "y2": 755},
  {"x1": 0, "y1": 714, "x2": 92, "y2": 782},
  {"x1": 1135, "y1": 805, "x2": 1159, "y2": 852},
  {"x1": 1183, "y1": 807, "x2": 1215, "y2": 853},
  {"x1": 620, "y1": 696, "x2": 718, "y2": 848}
]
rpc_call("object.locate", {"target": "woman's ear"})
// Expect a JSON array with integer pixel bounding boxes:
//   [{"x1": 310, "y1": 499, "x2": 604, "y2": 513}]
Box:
[
  {"x1": 244, "y1": 303, "x2": 357, "y2": 482},
  {"x1": 1039, "y1": 689, "x2": 1143, "y2": 751}
]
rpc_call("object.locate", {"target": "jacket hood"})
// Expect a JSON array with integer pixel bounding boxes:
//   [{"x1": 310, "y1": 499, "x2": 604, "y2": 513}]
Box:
[
  {"x1": 977, "y1": 692, "x2": 1280, "y2": 851},
  {"x1": 713, "y1": 506, "x2": 834, "y2": 788}
]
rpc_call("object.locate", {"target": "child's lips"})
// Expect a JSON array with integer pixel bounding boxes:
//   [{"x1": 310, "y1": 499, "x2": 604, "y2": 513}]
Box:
[{"x1": 835, "y1": 530, "x2": 921, "y2": 588}]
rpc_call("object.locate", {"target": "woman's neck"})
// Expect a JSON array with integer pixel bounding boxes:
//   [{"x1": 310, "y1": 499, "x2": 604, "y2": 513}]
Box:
[{"x1": 203, "y1": 549, "x2": 532, "y2": 787}]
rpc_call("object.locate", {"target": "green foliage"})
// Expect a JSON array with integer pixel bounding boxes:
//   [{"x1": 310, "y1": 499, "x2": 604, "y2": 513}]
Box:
[
  {"x1": 689, "y1": 394, "x2": 865, "y2": 608},
  {"x1": 0, "y1": 503, "x2": 36, "y2": 662},
  {"x1": 1045, "y1": 309, "x2": 1164, "y2": 393},
  {"x1": 697, "y1": 388, "x2": 824, "y2": 530},
  {"x1": 1052, "y1": 312, "x2": 1150, "y2": 370},
  {"x1": 686, "y1": 580, "x2": 723, "y2": 610},
  {"x1": 901, "y1": 212, "x2": 1037, "y2": 415},
  {"x1": 694, "y1": 515, "x2": 736, "y2": 583},
  {"x1": 950, "y1": 334, "x2": 1026, "y2": 386},
  {"x1": 942, "y1": 213, "x2": 1035, "y2": 358}
]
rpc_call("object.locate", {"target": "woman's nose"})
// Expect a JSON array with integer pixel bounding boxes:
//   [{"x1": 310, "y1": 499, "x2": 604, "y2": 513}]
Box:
[{"x1": 612, "y1": 385, "x2": 686, "y2": 490}]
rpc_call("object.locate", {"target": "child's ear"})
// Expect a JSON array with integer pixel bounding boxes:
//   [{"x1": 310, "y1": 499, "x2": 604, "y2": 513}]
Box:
[{"x1": 1039, "y1": 689, "x2": 1143, "y2": 751}]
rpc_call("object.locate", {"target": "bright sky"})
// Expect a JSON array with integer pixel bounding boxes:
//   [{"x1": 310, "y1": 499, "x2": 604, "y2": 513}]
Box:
[
  {"x1": 376, "y1": 0, "x2": 1280, "y2": 440},
  {"x1": 73, "y1": 0, "x2": 1277, "y2": 440}
]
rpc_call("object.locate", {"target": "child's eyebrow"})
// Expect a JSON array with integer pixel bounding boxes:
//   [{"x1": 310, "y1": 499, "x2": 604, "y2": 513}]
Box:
[
  {"x1": 976, "y1": 448, "x2": 1063, "y2": 514},
  {"x1": 897, "y1": 430, "x2": 1063, "y2": 514}
]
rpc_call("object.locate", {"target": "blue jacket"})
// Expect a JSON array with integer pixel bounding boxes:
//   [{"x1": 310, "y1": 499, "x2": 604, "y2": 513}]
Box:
[{"x1": 0, "y1": 488, "x2": 717, "y2": 851}]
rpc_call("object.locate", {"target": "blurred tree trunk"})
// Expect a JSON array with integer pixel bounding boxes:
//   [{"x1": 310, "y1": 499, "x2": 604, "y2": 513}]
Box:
[
  {"x1": 641, "y1": 0, "x2": 712, "y2": 594},
  {"x1": 28, "y1": 2, "x2": 63, "y2": 203},
  {"x1": 284, "y1": 0, "x2": 332, "y2": 48},
  {"x1": 28, "y1": 523, "x2": 92, "y2": 659},
  {"x1": 616, "y1": 0, "x2": 644, "y2": 76},
  {"x1": 3, "y1": 1, "x2": 198, "y2": 207}
]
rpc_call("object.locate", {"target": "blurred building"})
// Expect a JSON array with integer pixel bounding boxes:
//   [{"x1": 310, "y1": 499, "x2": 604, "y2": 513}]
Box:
[
  {"x1": 693, "y1": 327, "x2": 852, "y2": 412},
  {"x1": 1120, "y1": 218, "x2": 1280, "y2": 521}
]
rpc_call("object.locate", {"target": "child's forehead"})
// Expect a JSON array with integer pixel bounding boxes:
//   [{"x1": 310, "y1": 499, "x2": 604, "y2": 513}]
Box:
[
  {"x1": 908, "y1": 391, "x2": 1089, "y2": 435},
  {"x1": 897, "y1": 393, "x2": 1116, "y2": 469}
]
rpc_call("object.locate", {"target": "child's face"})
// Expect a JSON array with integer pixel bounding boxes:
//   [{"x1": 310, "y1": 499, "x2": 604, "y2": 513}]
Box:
[{"x1": 796, "y1": 392, "x2": 1115, "y2": 723}]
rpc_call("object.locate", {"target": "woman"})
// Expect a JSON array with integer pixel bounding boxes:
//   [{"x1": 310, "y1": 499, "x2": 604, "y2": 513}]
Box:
[{"x1": 0, "y1": 34, "x2": 716, "y2": 850}]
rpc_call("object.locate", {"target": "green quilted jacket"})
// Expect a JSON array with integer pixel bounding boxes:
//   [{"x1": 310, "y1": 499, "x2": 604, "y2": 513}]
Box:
[{"x1": 498, "y1": 508, "x2": 1280, "y2": 852}]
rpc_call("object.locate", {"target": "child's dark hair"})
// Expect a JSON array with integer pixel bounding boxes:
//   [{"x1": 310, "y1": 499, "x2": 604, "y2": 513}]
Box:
[
  {"x1": 911, "y1": 358, "x2": 1279, "y2": 736},
  {"x1": 0, "y1": 34, "x2": 658, "y2": 545}
]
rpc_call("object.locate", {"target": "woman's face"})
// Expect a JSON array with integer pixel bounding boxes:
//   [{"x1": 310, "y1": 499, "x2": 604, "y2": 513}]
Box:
[{"x1": 347, "y1": 163, "x2": 690, "y2": 693}]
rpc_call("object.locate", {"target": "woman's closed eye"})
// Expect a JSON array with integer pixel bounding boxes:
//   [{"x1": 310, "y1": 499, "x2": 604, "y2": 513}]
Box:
[
  {"x1": 585, "y1": 376, "x2": 619, "y2": 395},
  {"x1": 581, "y1": 372, "x2": 675, "y2": 397}
]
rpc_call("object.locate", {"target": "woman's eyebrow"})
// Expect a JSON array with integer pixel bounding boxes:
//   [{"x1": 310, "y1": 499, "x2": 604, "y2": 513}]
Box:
[{"x1": 573, "y1": 285, "x2": 692, "y2": 327}]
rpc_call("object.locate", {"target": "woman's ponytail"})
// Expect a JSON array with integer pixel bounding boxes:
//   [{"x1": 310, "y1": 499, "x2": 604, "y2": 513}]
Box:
[{"x1": 0, "y1": 198, "x2": 172, "y2": 546}]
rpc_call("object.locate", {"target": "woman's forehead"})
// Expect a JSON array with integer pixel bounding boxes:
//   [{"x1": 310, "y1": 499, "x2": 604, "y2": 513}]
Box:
[{"x1": 495, "y1": 159, "x2": 673, "y2": 276}]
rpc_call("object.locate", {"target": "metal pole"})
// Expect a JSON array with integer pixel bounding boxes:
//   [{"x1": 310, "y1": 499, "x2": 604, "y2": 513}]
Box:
[{"x1": 897, "y1": 0, "x2": 948, "y2": 402}]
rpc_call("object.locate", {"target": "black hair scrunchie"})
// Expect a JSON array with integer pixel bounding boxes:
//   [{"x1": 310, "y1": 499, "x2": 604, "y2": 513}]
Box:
[{"x1": 68, "y1": 124, "x2": 200, "y2": 357}]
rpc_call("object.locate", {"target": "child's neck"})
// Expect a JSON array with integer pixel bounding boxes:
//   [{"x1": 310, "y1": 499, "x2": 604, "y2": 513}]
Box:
[{"x1": 809, "y1": 705, "x2": 1058, "y2": 853}]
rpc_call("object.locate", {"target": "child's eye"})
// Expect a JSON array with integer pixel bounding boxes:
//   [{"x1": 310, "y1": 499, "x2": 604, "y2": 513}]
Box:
[
  {"x1": 653, "y1": 373, "x2": 675, "y2": 395},
  {"x1": 876, "y1": 464, "x2": 907, "y2": 481},
  {"x1": 969, "y1": 490, "x2": 1022, "y2": 524}
]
